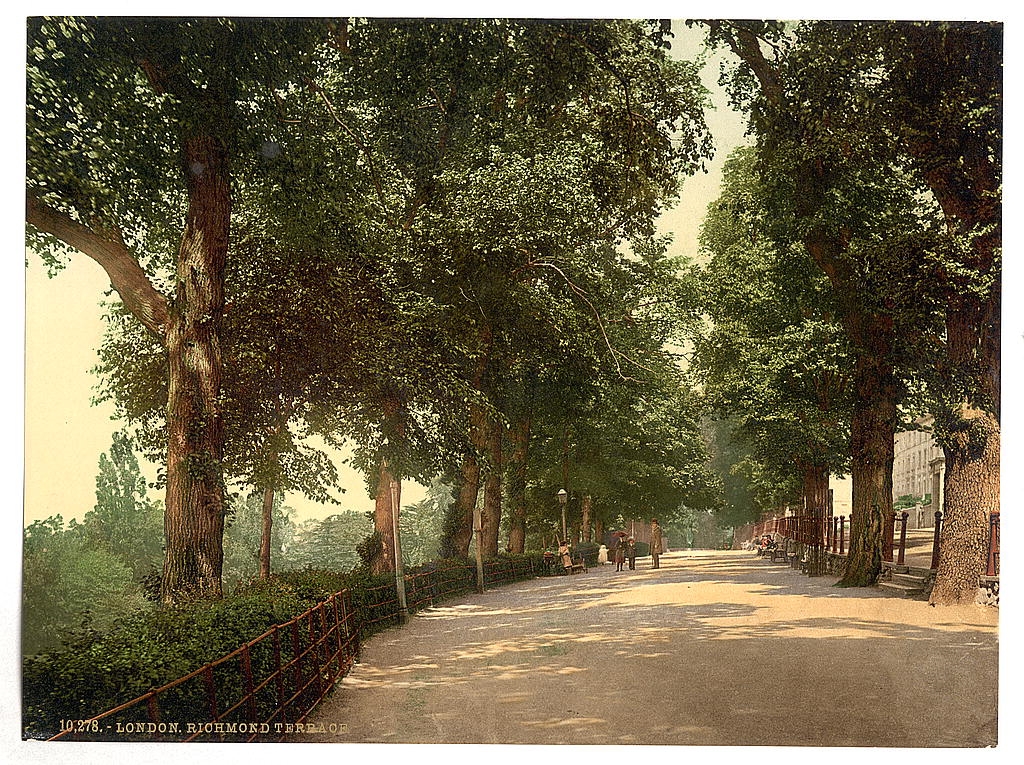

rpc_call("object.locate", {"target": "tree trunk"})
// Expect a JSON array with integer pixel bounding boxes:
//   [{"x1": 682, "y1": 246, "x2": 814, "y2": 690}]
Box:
[
  {"x1": 259, "y1": 485, "x2": 274, "y2": 579},
  {"x1": 929, "y1": 294, "x2": 999, "y2": 605},
  {"x1": 440, "y1": 454, "x2": 480, "y2": 559},
  {"x1": 837, "y1": 341, "x2": 898, "y2": 587},
  {"x1": 581, "y1": 495, "x2": 593, "y2": 543},
  {"x1": 800, "y1": 461, "x2": 830, "y2": 576},
  {"x1": 161, "y1": 133, "x2": 230, "y2": 602},
  {"x1": 371, "y1": 459, "x2": 401, "y2": 574},
  {"x1": 930, "y1": 411, "x2": 997, "y2": 605},
  {"x1": 480, "y1": 415, "x2": 503, "y2": 556},
  {"x1": 506, "y1": 416, "x2": 530, "y2": 554}
]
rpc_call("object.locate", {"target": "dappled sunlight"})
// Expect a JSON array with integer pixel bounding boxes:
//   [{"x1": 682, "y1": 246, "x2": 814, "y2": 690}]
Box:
[
  {"x1": 417, "y1": 601, "x2": 573, "y2": 619},
  {"x1": 522, "y1": 716, "x2": 607, "y2": 729},
  {"x1": 308, "y1": 550, "x2": 998, "y2": 746}
]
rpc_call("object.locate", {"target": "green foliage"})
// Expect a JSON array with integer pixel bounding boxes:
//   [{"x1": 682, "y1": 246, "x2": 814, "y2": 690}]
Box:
[
  {"x1": 691, "y1": 147, "x2": 853, "y2": 501},
  {"x1": 221, "y1": 491, "x2": 297, "y2": 589},
  {"x1": 21, "y1": 555, "x2": 550, "y2": 739},
  {"x1": 22, "y1": 515, "x2": 153, "y2": 657},
  {"x1": 83, "y1": 431, "x2": 164, "y2": 580},
  {"x1": 282, "y1": 512, "x2": 373, "y2": 573},
  {"x1": 24, "y1": 434, "x2": 165, "y2": 656},
  {"x1": 398, "y1": 479, "x2": 452, "y2": 566}
]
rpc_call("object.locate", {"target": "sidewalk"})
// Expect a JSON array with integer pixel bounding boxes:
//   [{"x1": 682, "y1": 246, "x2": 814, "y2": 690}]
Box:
[{"x1": 295, "y1": 550, "x2": 998, "y2": 747}]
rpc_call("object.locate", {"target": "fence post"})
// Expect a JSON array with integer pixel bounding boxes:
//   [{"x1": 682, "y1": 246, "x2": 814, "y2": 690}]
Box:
[
  {"x1": 291, "y1": 621, "x2": 303, "y2": 704},
  {"x1": 882, "y1": 506, "x2": 894, "y2": 563},
  {"x1": 241, "y1": 643, "x2": 257, "y2": 722},
  {"x1": 203, "y1": 665, "x2": 219, "y2": 729},
  {"x1": 318, "y1": 605, "x2": 334, "y2": 685},
  {"x1": 839, "y1": 516, "x2": 845, "y2": 555},
  {"x1": 308, "y1": 609, "x2": 323, "y2": 699},
  {"x1": 273, "y1": 627, "x2": 288, "y2": 725},
  {"x1": 986, "y1": 511, "x2": 1000, "y2": 577},
  {"x1": 146, "y1": 693, "x2": 161, "y2": 725},
  {"x1": 930, "y1": 511, "x2": 943, "y2": 570},
  {"x1": 897, "y1": 512, "x2": 909, "y2": 565},
  {"x1": 832, "y1": 517, "x2": 839, "y2": 554}
]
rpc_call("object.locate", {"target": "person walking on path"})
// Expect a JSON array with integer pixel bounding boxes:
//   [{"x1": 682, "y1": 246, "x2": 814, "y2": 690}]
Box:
[
  {"x1": 626, "y1": 537, "x2": 636, "y2": 570},
  {"x1": 614, "y1": 540, "x2": 625, "y2": 571},
  {"x1": 650, "y1": 519, "x2": 663, "y2": 569},
  {"x1": 558, "y1": 540, "x2": 572, "y2": 573}
]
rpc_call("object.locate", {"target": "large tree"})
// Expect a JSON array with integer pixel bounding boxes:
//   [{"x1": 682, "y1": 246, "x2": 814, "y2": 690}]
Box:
[
  {"x1": 692, "y1": 147, "x2": 853, "y2": 541},
  {"x1": 26, "y1": 17, "x2": 326, "y2": 601},
  {"x1": 702, "y1": 20, "x2": 971, "y2": 587}
]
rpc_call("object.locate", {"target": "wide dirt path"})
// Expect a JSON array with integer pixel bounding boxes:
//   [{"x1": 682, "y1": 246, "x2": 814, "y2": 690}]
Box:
[{"x1": 297, "y1": 550, "x2": 998, "y2": 747}]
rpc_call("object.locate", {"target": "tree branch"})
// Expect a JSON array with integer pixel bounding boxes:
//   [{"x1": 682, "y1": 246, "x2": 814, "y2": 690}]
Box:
[{"x1": 26, "y1": 193, "x2": 170, "y2": 340}]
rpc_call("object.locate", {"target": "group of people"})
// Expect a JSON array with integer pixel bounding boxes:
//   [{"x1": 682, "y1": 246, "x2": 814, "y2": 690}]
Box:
[
  {"x1": 751, "y1": 534, "x2": 777, "y2": 556},
  {"x1": 613, "y1": 518, "x2": 664, "y2": 571}
]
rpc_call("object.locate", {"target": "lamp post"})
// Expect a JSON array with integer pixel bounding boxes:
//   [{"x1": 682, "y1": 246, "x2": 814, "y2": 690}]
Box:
[
  {"x1": 389, "y1": 477, "x2": 408, "y2": 624},
  {"x1": 473, "y1": 505, "x2": 485, "y2": 593},
  {"x1": 557, "y1": 488, "x2": 568, "y2": 542}
]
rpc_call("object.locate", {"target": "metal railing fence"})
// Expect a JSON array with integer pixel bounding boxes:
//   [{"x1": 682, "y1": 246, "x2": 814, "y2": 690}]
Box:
[{"x1": 43, "y1": 554, "x2": 546, "y2": 743}]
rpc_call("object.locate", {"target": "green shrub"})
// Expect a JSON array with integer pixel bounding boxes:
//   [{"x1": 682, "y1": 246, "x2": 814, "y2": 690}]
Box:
[
  {"x1": 22, "y1": 552, "x2": 552, "y2": 740},
  {"x1": 574, "y1": 542, "x2": 601, "y2": 567}
]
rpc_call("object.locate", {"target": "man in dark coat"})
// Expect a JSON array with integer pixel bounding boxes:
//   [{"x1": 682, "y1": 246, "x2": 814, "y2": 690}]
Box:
[{"x1": 650, "y1": 519, "x2": 663, "y2": 569}]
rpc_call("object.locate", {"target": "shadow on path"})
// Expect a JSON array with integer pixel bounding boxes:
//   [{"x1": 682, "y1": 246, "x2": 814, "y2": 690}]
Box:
[{"x1": 295, "y1": 550, "x2": 997, "y2": 747}]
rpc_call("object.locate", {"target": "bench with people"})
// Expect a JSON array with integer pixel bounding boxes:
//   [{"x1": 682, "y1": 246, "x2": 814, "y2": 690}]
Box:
[
  {"x1": 557, "y1": 540, "x2": 588, "y2": 575},
  {"x1": 754, "y1": 534, "x2": 794, "y2": 564}
]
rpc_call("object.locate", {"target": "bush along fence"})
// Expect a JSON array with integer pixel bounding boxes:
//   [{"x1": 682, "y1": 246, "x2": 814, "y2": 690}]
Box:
[{"x1": 24, "y1": 553, "x2": 549, "y2": 743}]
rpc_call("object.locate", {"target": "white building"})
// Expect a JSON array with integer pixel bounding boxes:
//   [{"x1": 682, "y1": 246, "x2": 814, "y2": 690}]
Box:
[
  {"x1": 827, "y1": 417, "x2": 944, "y2": 530},
  {"x1": 893, "y1": 416, "x2": 944, "y2": 504}
]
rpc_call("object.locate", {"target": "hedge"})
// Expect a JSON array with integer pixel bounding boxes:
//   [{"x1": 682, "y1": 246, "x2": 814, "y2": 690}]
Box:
[{"x1": 22, "y1": 552, "x2": 549, "y2": 740}]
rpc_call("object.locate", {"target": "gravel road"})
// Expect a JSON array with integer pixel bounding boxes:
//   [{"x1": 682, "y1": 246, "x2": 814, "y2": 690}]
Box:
[{"x1": 294, "y1": 549, "x2": 998, "y2": 748}]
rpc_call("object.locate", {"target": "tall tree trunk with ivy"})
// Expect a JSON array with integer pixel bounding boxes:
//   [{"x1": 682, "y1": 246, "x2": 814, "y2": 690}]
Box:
[
  {"x1": 161, "y1": 133, "x2": 230, "y2": 602},
  {"x1": 930, "y1": 294, "x2": 1000, "y2": 604}
]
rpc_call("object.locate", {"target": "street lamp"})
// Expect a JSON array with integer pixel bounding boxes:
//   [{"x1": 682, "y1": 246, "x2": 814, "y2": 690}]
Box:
[
  {"x1": 557, "y1": 488, "x2": 568, "y2": 542},
  {"x1": 389, "y1": 478, "x2": 408, "y2": 624}
]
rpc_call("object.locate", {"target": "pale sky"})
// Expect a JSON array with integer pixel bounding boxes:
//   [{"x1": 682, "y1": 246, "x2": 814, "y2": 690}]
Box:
[{"x1": 19, "y1": 19, "x2": 749, "y2": 529}]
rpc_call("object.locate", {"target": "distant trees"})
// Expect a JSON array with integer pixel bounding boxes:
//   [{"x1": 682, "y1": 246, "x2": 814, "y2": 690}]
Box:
[{"x1": 23, "y1": 432, "x2": 161, "y2": 655}]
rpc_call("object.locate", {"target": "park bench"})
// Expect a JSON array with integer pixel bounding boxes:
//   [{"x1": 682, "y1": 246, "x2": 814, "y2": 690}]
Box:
[
  {"x1": 767, "y1": 538, "x2": 791, "y2": 564},
  {"x1": 569, "y1": 554, "x2": 588, "y2": 574}
]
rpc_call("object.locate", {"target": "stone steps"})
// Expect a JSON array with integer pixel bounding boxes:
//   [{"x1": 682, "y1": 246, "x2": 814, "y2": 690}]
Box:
[{"x1": 879, "y1": 566, "x2": 931, "y2": 599}]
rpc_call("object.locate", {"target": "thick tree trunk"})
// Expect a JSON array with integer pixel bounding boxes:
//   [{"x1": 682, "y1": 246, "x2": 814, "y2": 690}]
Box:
[
  {"x1": 506, "y1": 416, "x2": 530, "y2": 554},
  {"x1": 930, "y1": 295, "x2": 1000, "y2": 605},
  {"x1": 440, "y1": 455, "x2": 480, "y2": 559},
  {"x1": 837, "y1": 344, "x2": 898, "y2": 587},
  {"x1": 162, "y1": 134, "x2": 230, "y2": 602},
  {"x1": 930, "y1": 411, "x2": 997, "y2": 605},
  {"x1": 480, "y1": 415, "x2": 503, "y2": 556},
  {"x1": 259, "y1": 485, "x2": 274, "y2": 579},
  {"x1": 370, "y1": 460, "x2": 401, "y2": 574}
]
